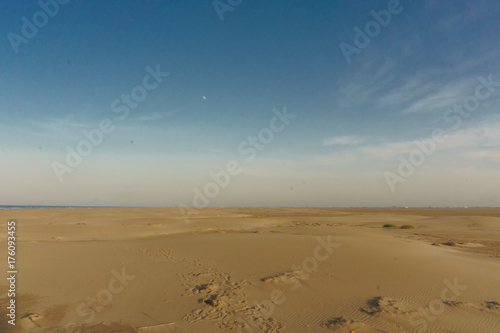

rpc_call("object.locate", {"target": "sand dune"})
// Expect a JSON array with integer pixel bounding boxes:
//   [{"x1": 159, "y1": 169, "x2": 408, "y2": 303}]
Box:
[{"x1": 1, "y1": 207, "x2": 499, "y2": 332}]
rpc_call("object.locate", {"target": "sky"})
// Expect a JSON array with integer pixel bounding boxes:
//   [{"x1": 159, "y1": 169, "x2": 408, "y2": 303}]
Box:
[{"x1": 1, "y1": 0, "x2": 499, "y2": 207}]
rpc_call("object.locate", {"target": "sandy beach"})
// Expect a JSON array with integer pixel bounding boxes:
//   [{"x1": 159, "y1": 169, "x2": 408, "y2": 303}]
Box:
[{"x1": 1, "y1": 207, "x2": 499, "y2": 332}]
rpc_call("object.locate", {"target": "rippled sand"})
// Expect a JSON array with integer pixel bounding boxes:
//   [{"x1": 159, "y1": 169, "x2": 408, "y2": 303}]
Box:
[{"x1": 1, "y1": 207, "x2": 499, "y2": 332}]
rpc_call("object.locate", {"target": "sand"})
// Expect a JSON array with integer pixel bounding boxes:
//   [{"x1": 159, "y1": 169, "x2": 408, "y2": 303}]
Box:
[{"x1": 0, "y1": 207, "x2": 499, "y2": 332}]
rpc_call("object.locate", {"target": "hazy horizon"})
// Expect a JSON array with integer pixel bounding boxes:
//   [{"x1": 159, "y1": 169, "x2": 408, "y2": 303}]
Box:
[{"x1": 2, "y1": 0, "x2": 500, "y2": 208}]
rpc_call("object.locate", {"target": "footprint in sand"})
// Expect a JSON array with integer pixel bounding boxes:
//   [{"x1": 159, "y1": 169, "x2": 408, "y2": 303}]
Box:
[
  {"x1": 19, "y1": 313, "x2": 43, "y2": 330},
  {"x1": 323, "y1": 316, "x2": 364, "y2": 332},
  {"x1": 137, "y1": 246, "x2": 284, "y2": 331},
  {"x1": 361, "y1": 296, "x2": 415, "y2": 316},
  {"x1": 180, "y1": 265, "x2": 282, "y2": 331}
]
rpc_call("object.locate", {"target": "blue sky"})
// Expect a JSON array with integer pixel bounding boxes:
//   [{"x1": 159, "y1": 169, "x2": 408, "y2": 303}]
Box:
[{"x1": 1, "y1": 0, "x2": 499, "y2": 207}]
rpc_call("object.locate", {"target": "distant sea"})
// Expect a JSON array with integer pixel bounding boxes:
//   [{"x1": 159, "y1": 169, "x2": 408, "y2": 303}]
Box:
[{"x1": 0, "y1": 205, "x2": 106, "y2": 209}]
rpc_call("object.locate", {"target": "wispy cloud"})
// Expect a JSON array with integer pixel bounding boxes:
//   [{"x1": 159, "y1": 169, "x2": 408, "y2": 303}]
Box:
[
  {"x1": 376, "y1": 76, "x2": 438, "y2": 107},
  {"x1": 399, "y1": 77, "x2": 475, "y2": 114},
  {"x1": 323, "y1": 135, "x2": 363, "y2": 146},
  {"x1": 337, "y1": 58, "x2": 397, "y2": 108},
  {"x1": 370, "y1": 71, "x2": 481, "y2": 115},
  {"x1": 137, "y1": 110, "x2": 178, "y2": 121},
  {"x1": 314, "y1": 119, "x2": 500, "y2": 168},
  {"x1": 313, "y1": 152, "x2": 358, "y2": 166},
  {"x1": 33, "y1": 115, "x2": 89, "y2": 129},
  {"x1": 460, "y1": 149, "x2": 500, "y2": 162},
  {"x1": 24, "y1": 115, "x2": 89, "y2": 139},
  {"x1": 137, "y1": 113, "x2": 163, "y2": 121}
]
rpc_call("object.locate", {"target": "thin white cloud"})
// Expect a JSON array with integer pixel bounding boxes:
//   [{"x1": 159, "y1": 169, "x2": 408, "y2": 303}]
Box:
[
  {"x1": 337, "y1": 59, "x2": 397, "y2": 108},
  {"x1": 372, "y1": 59, "x2": 396, "y2": 82},
  {"x1": 33, "y1": 115, "x2": 88, "y2": 130},
  {"x1": 323, "y1": 136, "x2": 363, "y2": 146},
  {"x1": 460, "y1": 150, "x2": 500, "y2": 162},
  {"x1": 399, "y1": 77, "x2": 475, "y2": 114},
  {"x1": 356, "y1": 141, "x2": 416, "y2": 160},
  {"x1": 208, "y1": 148, "x2": 229, "y2": 154},
  {"x1": 21, "y1": 115, "x2": 89, "y2": 140},
  {"x1": 376, "y1": 76, "x2": 438, "y2": 107},
  {"x1": 312, "y1": 152, "x2": 358, "y2": 166},
  {"x1": 369, "y1": 120, "x2": 500, "y2": 159},
  {"x1": 138, "y1": 113, "x2": 163, "y2": 121},
  {"x1": 314, "y1": 119, "x2": 500, "y2": 168},
  {"x1": 137, "y1": 110, "x2": 178, "y2": 121},
  {"x1": 441, "y1": 121, "x2": 500, "y2": 150}
]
